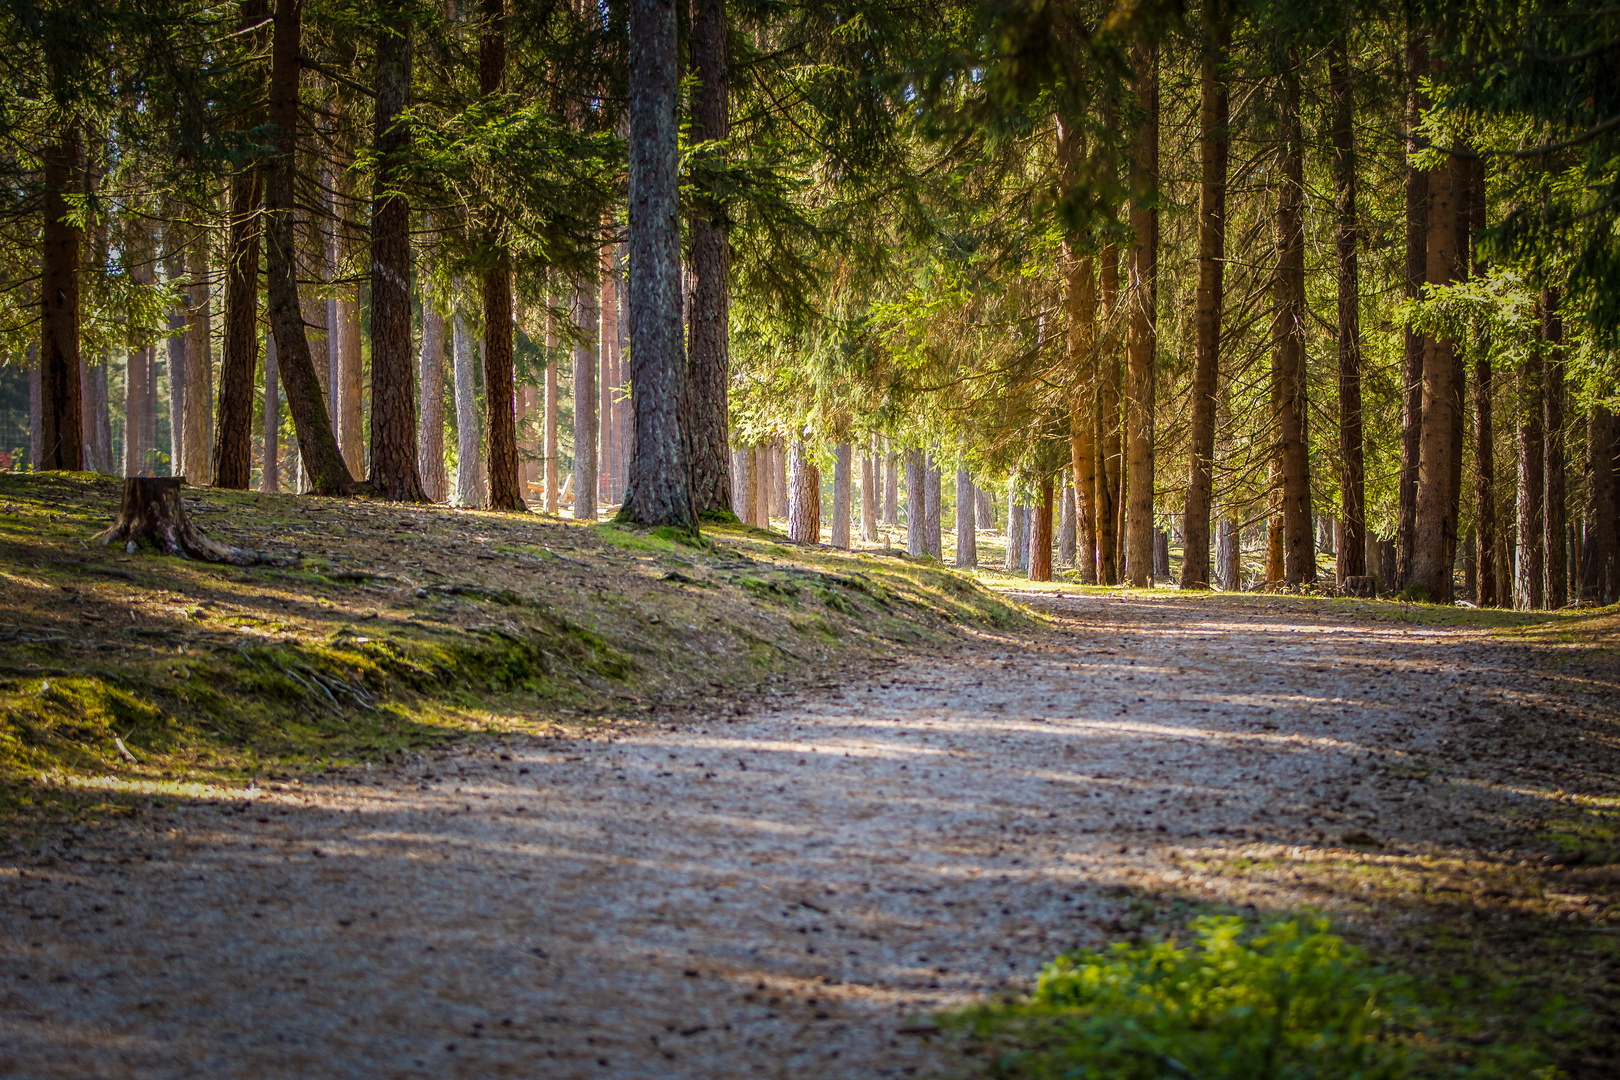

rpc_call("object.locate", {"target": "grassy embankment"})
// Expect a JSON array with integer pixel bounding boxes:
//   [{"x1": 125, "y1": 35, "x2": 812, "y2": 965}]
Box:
[{"x1": 0, "y1": 471, "x2": 1024, "y2": 848}]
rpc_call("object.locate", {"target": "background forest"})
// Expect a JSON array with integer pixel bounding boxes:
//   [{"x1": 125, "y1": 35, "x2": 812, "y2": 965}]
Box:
[{"x1": 3, "y1": 0, "x2": 1618, "y2": 610}]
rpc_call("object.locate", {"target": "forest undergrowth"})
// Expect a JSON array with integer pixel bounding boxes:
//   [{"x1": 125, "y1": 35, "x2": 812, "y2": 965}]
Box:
[{"x1": 0, "y1": 471, "x2": 1023, "y2": 848}]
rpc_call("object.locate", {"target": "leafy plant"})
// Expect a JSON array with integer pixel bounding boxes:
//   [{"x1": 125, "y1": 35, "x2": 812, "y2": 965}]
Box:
[{"x1": 947, "y1": 917, "x2": 1561, "y2": 1079}]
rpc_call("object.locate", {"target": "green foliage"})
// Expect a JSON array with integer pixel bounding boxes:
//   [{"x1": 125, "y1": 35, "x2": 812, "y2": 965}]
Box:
[{"x1": 948, "y1": 917, "x2": 1561, "y2": 1080}]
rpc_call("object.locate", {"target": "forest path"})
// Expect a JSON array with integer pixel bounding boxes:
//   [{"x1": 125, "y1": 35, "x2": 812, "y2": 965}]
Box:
[{"x1": 2, "y1": 594, "x2": 1610, "y2": 1079}]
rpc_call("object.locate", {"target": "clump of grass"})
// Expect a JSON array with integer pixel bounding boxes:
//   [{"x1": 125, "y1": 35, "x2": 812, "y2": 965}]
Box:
[{"x1": 947, "y1": 916, "x2": 1565, "y2": 1079}]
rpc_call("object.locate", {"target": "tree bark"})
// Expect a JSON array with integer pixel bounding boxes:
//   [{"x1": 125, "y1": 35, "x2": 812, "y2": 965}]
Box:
[
  {"x1": 882, "y1": 445, "x2": 898, "y2": 526},
  {"x1": 686, "y1": 0, "x2": 732, "y2": 517},
  {"x1": 924, "y1": 449, "x2": 942, "y2": 558},
  {"x1": 545, "y1": 291, "x2": 559, "y2": 512},
  {"x1": 571, "y1": 282, "x2": 599, "y2": 520},
  {"x1": 181, "y1": 237, "x2": 213, "y2": 484},
  {"x1": 1275, "y1": 47, "x2": 1315, "y2": 586},
  {"x1": 1058, "y1": 475, "x2": 1076, "y2": 566},
  {"x1": 265, "y1": 0, "x2": 353, "y2": 495},
  {"x1": 28, "y1": 346, "x2": 40, "y2": 468},
  {"x1": 1030, "y1": 477, "x2": 1053, "y2": 582},
  {"x1": 451, "y1": 311, "x2": 484, "y2": 506},
  {"x1": 1583, "y1": 404, "x2": 1617, "y2": 604},
  {"x1": 831, "y1": 441, "x2": 851, "y2": 547},
  {"x1": 861, "y1": 446, "x2": 878, "y2": 541},
  {"x1": 600, "y1": 237, "x2": 619, "y2": 504},
  {"x1": 1330, "y1": 37, "x2": 1365, "y2": 580},
  {"x1": 1413, "y1": 155, "x2": 1461, "y2": 602},
  {"x1": 261, "y1": 330, "x2": 280, "y2": 492},
  {"x1": 1095, "y1": 241, "x2": 1121, "y2": 585},
  {"x1": 1516, "y1": 338, "x2": 1547, "y2": 609},
  {"x1": 1397, "y1": 33, "x2": 1428, "y2": 589},
  {"x1": 1463, "y1": 156, "x2": 1496, "y2": 605},
  {"x1": 40, "y1": 128, "x2": 83, "y2": 471},
  {"x1": 369, "y1": 14, "x2": 425, "y2": 502},
  {"x1": 619, "y1": 0, "x2": 694, "y2": 530},
  {"x1": 1182, "y1": 15, "x2": 1228, "y2": 589},
  {"x1": 1006, "y1": 481, "x2": 1025, "y2": 572},
  {"x1": 976, "y1": 485, "x2": 993, "y2": 530},
  {"x1": 165, "y1": 246, "x2": 187, "y2": 475},
  {"x1": 787, "y1": 435, "x2": 818, "y2": 542},
  {"x1": 956, "y1": 466, "x2": 977, "y2": 567},
  {"x1": 905, "y1": 448, "x2": 925, "y2": 556},
  {"x1": 213, "y1": 60, "x2": 265, "y2": 491},
  {"x1": 1544, "y1": 288, "x2": 1567, "y2": 608},
  {"x1": 1057, "y1": 109, "x2": 1099, "y2": 585},
  {"x1": 1124, "y1": 43, "x2": 1158, "y2": 589},
  {"x1": 418, "y1": 283, "x2": 448, "y2": 501}
]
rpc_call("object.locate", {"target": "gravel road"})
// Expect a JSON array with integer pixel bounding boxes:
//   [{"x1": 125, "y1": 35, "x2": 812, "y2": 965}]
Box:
[{"x1": 2, "y1": 594, "x2": 1607, "y2": 1079}]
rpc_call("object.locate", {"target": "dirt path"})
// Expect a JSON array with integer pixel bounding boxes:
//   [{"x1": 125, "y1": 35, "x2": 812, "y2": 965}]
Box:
[{"x1": 2, "y1": 595, "x2": 1614, "y2": 1079}]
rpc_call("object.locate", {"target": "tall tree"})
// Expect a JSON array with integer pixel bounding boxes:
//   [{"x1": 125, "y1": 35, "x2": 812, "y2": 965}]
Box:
[
  {"x1": 1516, "y1": 331, "x2": 1545, "y2": 610},
  {"x1": 182, "y1": 235, "x2": 213, "y2": 484},
  {"x1": 1583, "y1": 404, "x2": 1617, "y2": 604},
  {"x1": 831, "y1": 441, "x2": 851, "y2": 547},
  {"x1": 1275, "y1": 46, "x2": 1314, "y2": 585},
  {"x1": 1467, "y1": 157, "x2": 1496, "y2": 606},
  {"x1": 572, "y1": 282, "x2": 599, "y2": 520},
  {"x1": 1058, "y1": 110, "x2": 1099, "y2": 585},
  {"x1": 1096, "y1": 241, "x2": 1121, "y2": 584},
  {"x1": 686, "y1": 0, "x2": 732, "y2": 517},
  {"x1": 1396, "y1": 32, "x2": 1428, "y2": 588},
  {"x1": 618, "y1": 0, "x2": 695, "y2": 530},
  {"x1": 370, "y1": 11, "x2": 426, "y2": 501},
  {"x1": 1412, "y1": 155, "x2": 1460, "y2": 602},
  {"x1": 1124, "y1": 42, "x2": 1158, "y2": 588},
  {"x1": 1543, "y1": 288, "x2": 1566, "y2": 608},
  {"x1": 264, "y1": 0, "x2": 353, "y2": 496},
  {"x1": 479, "y1": 0, "x2": 523, "y2": 511},
  {"x1": 1181, "y1": 7, "x2": 1228, "y2": 589},
  {"x1": 418, "y1": 283, "x2": 448, "y2": 501},
  {"x1": 39, "y1": 127, "x2": 82, "y2": 471},
  {"x1": 1330, "y1": 34, "x2": 1364, "y2": 580}
]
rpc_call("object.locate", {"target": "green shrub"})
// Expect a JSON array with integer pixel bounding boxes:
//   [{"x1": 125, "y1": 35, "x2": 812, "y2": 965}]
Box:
[{"x1": 948, "y1": 917, "x2": 1559, "y2": 1079}]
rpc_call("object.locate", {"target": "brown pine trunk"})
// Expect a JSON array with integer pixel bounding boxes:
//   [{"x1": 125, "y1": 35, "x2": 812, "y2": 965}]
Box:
[
  {"x1": 478, "y1": 0, "x2": 522, "y2": 511},
  {"x1": 1124, "y1": 43, "x2": 1158, "y2": 589},
  {"x1": 1058, "y1": 474, "x2": 1075, "y2": 566},
  {"x1": 1544, "y1": 288, "x2": 1566, "y2": 608},
  {"x1": 1331, "y1": 37, "x2": 1365, "y2": 579},
  {"x1": 264, "y1": 0, "x2": 353, "y2": 495},
  {"x1": 755, "y1": 445, "x2": 770, "y2": 526},
  {"x1": 1397, "y1": 33, "x2": 1428, "y2": 589},
  {"x1": 545, "y1": 291, "x2": 559, "y2": 512},
  {"x1": 685, "y1": 0, "x2": 732, "y2": 517},
  {"x1": 165, "y1": 246, "x2": 187, "y2": 476},
  {"x1": 861, "y1": 446, "x2": 878, "y2": 541},
  {"x1": 600, "y1": 236, "x2": 619, "y2": 504},
  {"x1": 1030, "y1": 478, "x2": 1053, "y2": 582},
  {"x1": 1413, "y1": 155, "x2": 1460, "y2": 602},
  {"x1": 925, "y1": 449, "x2": 942, "y2": 559},
  {"x1": 1468, "y1": 157, "x2": 1496, "y2": 606},
  {"x1": 619, "y1": 0, "x2": 694, "y2": 529},
  {"x1": 182, "y1": 237, "x2": 214, "y2": 484},
  {"x1": 1583, "y1": 404, "x2": 1617, "y2": 603},
  {"x1": 882, "y1": 444, "x2": 897, "y2": 525},
  {"x1": 1516, "y1": 338, "x2": 1546, "y2": 609},
  {"x1": 1182, "y1": 16, "x2": 1228, "y2": 589},
  {"x1": 1275, "y1": 48, "x2": 1315, "y2": 585},
  {"x1": 787, "y1": 435, "x2": 818, "y2": 542},
  {"x1": 1097, "y1": 241, "x2": 1121, "y2": 584},
  {"x1": 369, "y1": 13, "x2": 425, "y2": 502},
  {"x1": 213, "y1": 34, "x2": 265, "y2": 492},
  {"x1": 571, "y1": 282, "x2": 598, "y2": 519},
  {"x1": 40, "y1": 128, "x2": 83, "y2": 471},
  {"x1": 1057, "y1": 108, "x2": 1099, "y2": 585}
]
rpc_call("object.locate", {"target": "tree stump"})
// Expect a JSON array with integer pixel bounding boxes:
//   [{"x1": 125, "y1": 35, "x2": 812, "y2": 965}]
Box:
[
  {"x1": 1343, "y1": 574, "x2": 1377, "y2": 598},
  {"x1": 96, "y1": 477, "x2": 268, "y2": 566}
]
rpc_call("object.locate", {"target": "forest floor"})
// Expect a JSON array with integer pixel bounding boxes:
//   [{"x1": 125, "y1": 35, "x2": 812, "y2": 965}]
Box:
[{"x1": 1, "y1": 474, "x2": 1619, "y2": 1078}]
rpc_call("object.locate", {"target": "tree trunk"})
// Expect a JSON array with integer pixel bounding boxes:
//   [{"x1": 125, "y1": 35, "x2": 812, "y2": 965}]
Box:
[
  {"x1": 545, "y1": 291, "x2": 559, "y2": 512},
  {"x1": 976, "y1": 484, "x2": 993, "y2": 530},
  {"x1": 924, "y1": 449, "x2": 942, "y2": 559},
  {"x1": 861, "y1": 446, "x2": 878, "y2": 541},
  {"x1": 474, "y1": 0, "x2": 521, "y2": 511},
  {"x1": 1095, "y1": 241, "x2": 1121, "y2": 585},
  {"x1": 1058, "y1": 475, "x2": 1076, "y2": 566},
  {"x1": 905, "y1": 448, "x2": 925, "y2": 556},
  {"x1": 1029, "y1": 478, "x2": 1053, "y2": 582},
  {"x1": 1413, "y1": 155, "x2": 1460, "y2": 602},
  {"x1": 1516, "y1": 335, "x2": 1548, "y2": 610},
  {"x1": 213, "y1": 45, "x2": 265, "y2": 491},
  {"x1": 1182, "y1": 16, "x2": 1228, "y2": 589},
  {"x1": 571, "y1": 283, "x2": 599, "y2": 520},
  {"x1": 28, "y1": 346, "x2": 40, "y2": 468},
  {"x1": 181, "y1": 237, "x2": 213, "y2": 485},
  {"x1": 1006, "y1": 475, "x2": 1024, "y2": 572},
  {"x1": 265, "y1": 0, "x2": 353, "y2": 496},
  {"x1": 418, "y1": 284, "x2": 447, "y2": 501},
  {"x1": 369, "y1": 14, "x2": 425, "y2": 502},
  {"x1": 336, "y1": 292, "x2": 363, "y2": 472},
  {"x1": 1544, "y1": 288, "x2": 1567, "y2": 608},
  {"x1": 1462, "y1": 157, "x2": 1496, "y2": 605},
  {"x1": 956, "y1": 467, "x2": 977, "y2": 567},
  {"x1": 773, "y1": 436, "x2": 789, "y2": 518},
  {"x1": 1583, "y1": 404, "x2": 1617, "y2": 604},
  {"x1": 619, "y1": 0, "x2": 694, "y2": 530},
  {"x1": 600, "y1": 237, "x2": 619, "y2": 505},
  {"x1": 1330, "y1": 38, "x2": 1365, "y2": 579},
  {"x1": 686, "y1": 0, "x2": 732, "y2": 517},
  {"x1": 787, "y1": 435, "x2": 818, "y2": 542},
  {"x1": 883, "y1": 446, "x2": 898, "y2": 525},
  {"x1": 1216, "y1": 517, "x2": 1238, "y2": 589},
  {"x1": 831, "y1": 441, "x2": 851, "y2": 548},
  {"x1": 1397, "y1": 33, "x2": 1428, "y2": 589},
  {"x1": 165, "y1": 246, "x2": 187, "y2": 476},
  {"x1": 261, "y1": 331, "x2": 280, "y2": 493},
  {"x1": 40, "y1": 128, "x2": 83, "y2": 471},
  {"x1": 1124, "y1": 43, "x2": 1158, "y2": 589},
  {"x1": 1153, "y1": 528, "x2": 1170, "y2": 581},
  {"x1": 1058, "y1": 109, "x2": 1099, "y2": 585},
  {"x1": 451, "y1": 311, "x2": 484, "y2": 506},
  {"x1": 1275, "y1": 47, "x2": 1315, "y2": 586}
]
